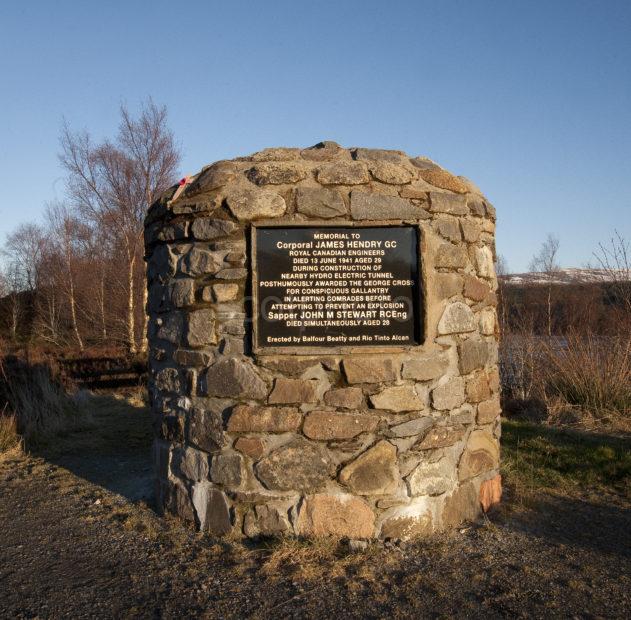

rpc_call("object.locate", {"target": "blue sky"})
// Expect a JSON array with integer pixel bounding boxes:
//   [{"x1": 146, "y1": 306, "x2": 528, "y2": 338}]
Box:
[{"x1": 1, "y1": 0, "x2": 629, "y2": 272}]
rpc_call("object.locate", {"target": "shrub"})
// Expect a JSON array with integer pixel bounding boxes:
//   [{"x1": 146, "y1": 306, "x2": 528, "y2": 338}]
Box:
[
  {"x1": 543, "y1": 333, "x2": 631, "y2": 417},
  {"x1": 499, "y1": 330, "x2": 545, "y2": 401},
  {"x1": 0, "y1": 359, "x2": 90, "y2": 449}
]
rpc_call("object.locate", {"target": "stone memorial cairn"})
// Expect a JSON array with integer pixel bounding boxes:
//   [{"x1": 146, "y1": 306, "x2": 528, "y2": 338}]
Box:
[{"x1": 144, "y1": 142, "x2": 502, "y2": 540}]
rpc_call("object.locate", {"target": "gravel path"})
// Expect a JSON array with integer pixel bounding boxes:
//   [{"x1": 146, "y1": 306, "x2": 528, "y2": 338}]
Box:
[{"x1": 0, "y1": 400, "x2": 629, "y2": 619}]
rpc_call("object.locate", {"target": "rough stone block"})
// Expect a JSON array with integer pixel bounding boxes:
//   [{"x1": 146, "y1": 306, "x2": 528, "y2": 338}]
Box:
[
  {"x1": 407, "y1": 456, "x2": 456, "y2": 496},
  {"x1": 259, "y1": 357, "x2": 325, "y2": 376},
  {"x1": 210, "y1": 453, "x2": 243, "y2": 486},
  {"x1": 227, "y1": 405, "x2": 301, "y2": 433},
  {"x1": 343, "y1": 357, "x2": 398, "y2": 384},
  {"x1": 442, "y1": 481, "x2": 479, "y2": 527},
  {"x1": 296, "y1": 493, "x2": 375, "y2": 538},
  {"x1": 159, "y1": 415, "x2": 184, "y2": 442},
  {"x1": 369, "y1": 161, "x2": 415, "y2": 184},
  {"x1": 189, "y1": 400, "x2": 230, "y2": 453},
  {"x1": 190, "y1": 218, "x2": 237, "y2": 240},
  {"x1": 226, "y1": 188, "x2": 286, "y2": 221},
  {"x1": 172, "y1": 446, "x2": 209, "y2": 482},
  {"x1": 353, "y1": 148, "x2": 407, "y2": 163},
  {"x1": 300, "y1": 141, "x2": 348, "y2": 162},
  {"x1": 173, "y1": 349, "x2": 213, "y2": 367},
  {"x1": 421, "y1": 170, "x2": 468, "y2": 194},
  {"x1": 247, "y1": 162, "x2": 307, "y2": 185},
  {"x1": 479, "y1": 474, "x2": 502, "y2": 512},
  {"x1": 317, "y1": 161, "x2": 369, "y2": 185},
  {"x1": 435, "y1": 243, "x2": 468, "y2": 269},
  {"x1": 463, "y1": 274, "x2": 490, "y2": 301},
  {"x1": 468, "y1": 195, "x2": 486, "y2": 217},
  {"x1": 244, "y1": 504, "x2": 292, "y2": 536},
  {"x1": 234, "y1": 437, "x2": 267, "y2": 460},
  {"x1": 268, "y1": 377, "x2": 318, "y2": 404},
  {"x1": 339, "y1": 440, "x2": 399, "y2": 495},
  {"x1": 181, "y1": 248, "x2": 223, "y2": 276},
  {"x1": 474, "y1": 245, "x2": 495, "y2": 279},
  {"x1": 402, "y1": 354, "x2": 448, "y2": 381},
  {"x1": 295, "y1": 187, "x2": 347, "y2": 218},
  {"x1": 431, "y1": 376, "x2": 466, "y2": 410},
  {"x1": 215, "y1": 267, "x2": 247, "y2": 280},
  {"x1": 153, "y1": 440, "x2": 171, "y2": 480},
  {"x1": 303, "y1": 410, "x2": 379, "y2": 440},
  {"x1": 386, "y1": 416, "x2": 433, "y2": 438},
  {"x1": 435, "y1": 216, "x2": 462, "y2": 242},
  {"x1": 211, "y1": 283, "x2": 239, "y2": 302},
  {"x1": 255, "y1": 439, "x2": 335, "y2": 491},
  {"x1": 429, "y1": 192, "x2": 468, "y2": 215},
  {"x1": 165, "y1": 480, "x2": 195, "y2": 524},
  {"x1": 458, "y1": 429, "x2": 499, "y2": 481},
  {"x1": 479, "y1": 308, "x2": 496, "y2": 335},
  {"x1": 369, "y1": 385, "x2": 425, "y2": 412},
  {"x1": 191, "y1": 482, "x2": 232, "y2": 535},
  {"x1": 156, "y1": 313, "x2": 183, "y2": 344},
  {"x1": 169, "y1": 279, "x2": 195, "y2": 308},
  {"x1": 202, "y1": 359, "x2": 267, "y2": 399},
  {"x1": 185, "y1": 161, "x2": 237, "y2": 195},
  {"x1": 458, "y1": 339, "x2": 491, "y2": 374},
  {"x1": 350, "y1": 191, "x2": 421, "y2": 220},
  {"x1": 147, "y1": 244, "x2": 176, "y2": 280},
  {"x1": 437, "y1": 302, "x2": 476, "y2": 335},
  {"x1": 466, "y1": 370, "x2": 491, "y2": 403},
  {"x1": 399, "y1": 180, "x2": 434, "y2": 200},
  {"x1": 324, "y1": 387, "x2": 364, "y2": 409},
  {"x1": 487, "y1": 367, "x2": 501, "y2": 393},
  {"x1": 477, "y1": 396, "x2": 502, "y2": 424},
  {"x1": 460, "y1": 219, "x2": 481, "y2": 243},
  {"x1": 186, "y1": 309, "x2": 217, "y2": 347},
  {"x1": 436, "y1": 273, "x2": 463, "y2": 299},
  {"x1": 415, "y1": 425, "x2": 465, "y2": 450},
  {"x1": 378, "y1": 496, "x2": 441, "y2": 540},
  {"x1": 251, "y1": 147, "x2": 300, "y2": 162},
  {"x1": 155, "y1": 367, "x2": 181, "y2": 393}
]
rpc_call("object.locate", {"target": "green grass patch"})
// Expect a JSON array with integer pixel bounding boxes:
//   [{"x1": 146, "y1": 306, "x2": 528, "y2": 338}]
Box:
[{"x1": 501, "y1": 419, "x2": 631, "y2": 500}]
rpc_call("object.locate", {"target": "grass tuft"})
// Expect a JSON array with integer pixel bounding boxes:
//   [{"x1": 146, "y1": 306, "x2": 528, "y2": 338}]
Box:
[
  {"x1": 255, "y1": 536, "x2": 383, "y2": 581},
  {"x1": 0, "y1": 413, "x2": 20, "y2": 453}
]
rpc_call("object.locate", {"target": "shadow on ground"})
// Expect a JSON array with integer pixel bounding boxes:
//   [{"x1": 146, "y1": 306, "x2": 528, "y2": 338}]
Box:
[
  {"x1": 33, "y1": 393, "x2": 154, "y2": 504},
  {"x1": 504, "y1": 492, "x2": 631, "y2": 558}
]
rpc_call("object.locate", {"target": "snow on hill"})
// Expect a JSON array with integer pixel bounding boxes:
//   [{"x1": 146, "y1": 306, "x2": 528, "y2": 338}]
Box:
[{"x1": 501, "y1": 268, "x2": 629, "y2": 286}]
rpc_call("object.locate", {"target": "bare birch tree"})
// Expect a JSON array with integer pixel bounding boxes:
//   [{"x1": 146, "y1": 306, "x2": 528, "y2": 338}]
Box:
[
  {"x1": 45, "y1": 202, "x2": 86, "y2": 350},
  {"x1": 59, "y1": 100, "x2": 180, "y2": 352},
  {"x1": 529, "y1": 234, "x2": 561, "y2": 337}
]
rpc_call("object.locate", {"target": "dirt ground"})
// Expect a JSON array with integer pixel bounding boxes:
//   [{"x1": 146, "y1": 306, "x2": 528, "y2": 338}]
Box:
[{"x1": 0, "y1": 395, "x2": 630, "y2": 619}]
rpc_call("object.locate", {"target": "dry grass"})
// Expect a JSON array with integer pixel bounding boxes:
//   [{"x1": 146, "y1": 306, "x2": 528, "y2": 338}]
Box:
[
  {"x1": 501, "y1": 330, "x2": 631, "y2": 426},
  {"x1": 255, "y1": 536, "x2": 385, "y2": 582},
  {"x1": 543, "y1": 333, "x2": 631, "y2": 417},
  {"x1": 499, "y1": 330, "x2": 544, "y2": 401},
  {"x1": 0, "y1": 361, "x2": 93, "y2": 451},
  {"x1": 0, "y1": 413, "x2": 20, "y2": 453}
]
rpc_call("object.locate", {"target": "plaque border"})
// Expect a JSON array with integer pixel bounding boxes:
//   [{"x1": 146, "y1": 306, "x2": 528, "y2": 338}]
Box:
[{"x1": 250, "y1": 219, "x2": 426, "y2": 356}]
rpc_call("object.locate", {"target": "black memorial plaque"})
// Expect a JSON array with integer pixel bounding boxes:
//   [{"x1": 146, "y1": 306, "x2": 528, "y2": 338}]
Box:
[{"x1": 254, "y1": 226, "x2": 421, "y2": 348}]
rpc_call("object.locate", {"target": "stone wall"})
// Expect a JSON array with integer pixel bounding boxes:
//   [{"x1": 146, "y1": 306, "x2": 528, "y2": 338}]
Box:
[{"x1": 144, "y1": 142, "x2": 502, "y2": 540}]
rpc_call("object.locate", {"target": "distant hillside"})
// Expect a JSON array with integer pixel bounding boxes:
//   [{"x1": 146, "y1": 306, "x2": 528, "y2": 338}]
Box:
[{"x1": 501, "y1": 268, "x2": 629, "y2": 286}]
